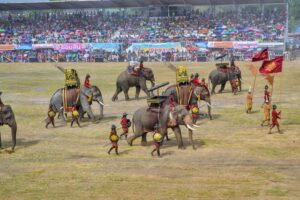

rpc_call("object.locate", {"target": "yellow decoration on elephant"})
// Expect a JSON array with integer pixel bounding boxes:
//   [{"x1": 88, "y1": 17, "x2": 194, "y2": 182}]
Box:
[
  {"x1": 64, "y1": 69, "x2": 80, "y2": 87},
  {"x1": 176, "y1": 66, "x2": 189, "y2": 84}
]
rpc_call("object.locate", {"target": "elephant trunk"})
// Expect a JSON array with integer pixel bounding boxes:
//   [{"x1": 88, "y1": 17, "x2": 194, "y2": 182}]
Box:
[
  {"x1": 97, "y1": 97, "x2": 104, "y2": 118},
  {"x1": 9, "y1": 120, "x2": 17, "y2": 151}
]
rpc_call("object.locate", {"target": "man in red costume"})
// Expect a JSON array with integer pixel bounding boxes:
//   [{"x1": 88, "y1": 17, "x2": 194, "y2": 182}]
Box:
[
  {"x1": 264, "y1": 85, "x2": 271, "y2": 103},
  {"x1": 120, "y1": 112, "x2": 130, "y2": 139},
  {"x1": 269, "y1": 105, "x2": 282, "y2": 134},
  {"x1": 84, "y1": 74, "x2": 91, "y2": 88}
]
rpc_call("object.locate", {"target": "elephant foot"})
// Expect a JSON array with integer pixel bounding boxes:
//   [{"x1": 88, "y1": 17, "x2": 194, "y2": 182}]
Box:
[
  {"x1": 192, "y1": 145, "x2": 197, "y2": 150},
  {"x1": 5, "y1": 149, "x2": 15, "y2": 154},
  {"x1": 127, "y1": 139, "x2": 133, "y2": 146},
  {"x1": 178, "y1": 145, "x2": 185, "y2": 150}
]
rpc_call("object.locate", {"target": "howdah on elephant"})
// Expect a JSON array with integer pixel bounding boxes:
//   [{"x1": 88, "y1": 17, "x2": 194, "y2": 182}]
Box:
[
  {"x1": 112, "y1": 68, "x2": 155, "y2": 101},
  {"x1": 209, "y1": 66, "x2": 242, "y2": 94},
  {"x1": 128, "y1": 103, "x2": 199, "y2": 149},
  {"x1": 163, "y1": 84, "x2": 212, "y2": 120},
  {"x1": 0, "y1": 105, "x2": 17, "y2": 151},
  {"x1": 49, "y1": 86, "x2": 104, "y2": 123}
]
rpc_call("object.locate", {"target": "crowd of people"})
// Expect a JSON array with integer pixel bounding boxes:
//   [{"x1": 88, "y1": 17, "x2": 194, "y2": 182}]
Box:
[
  {"x1": 0, "y1": 6, "x2": 288, "y2": 62},
  {"x1": 0, "y1": 7, "x2": 286, "y2": 44}
]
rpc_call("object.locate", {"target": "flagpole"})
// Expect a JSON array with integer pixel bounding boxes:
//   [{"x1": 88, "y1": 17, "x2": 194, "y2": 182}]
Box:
[
  {"x1": 270, "y1": 75, "x2": 275, "y2": 104},
  {"x1": 252, "y1": 74, "x2": 257, "y2": 98}
]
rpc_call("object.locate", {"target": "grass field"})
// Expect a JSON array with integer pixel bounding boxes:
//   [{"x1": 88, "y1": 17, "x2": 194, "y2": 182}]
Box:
[{"x1": 0, "y1": 61, "x2": 299, "y2": 200}]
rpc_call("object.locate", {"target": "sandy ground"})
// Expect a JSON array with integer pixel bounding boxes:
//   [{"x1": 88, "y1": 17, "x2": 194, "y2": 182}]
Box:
[{"x1": 0, "y1": 61, "x2": 299, "y2": 200}]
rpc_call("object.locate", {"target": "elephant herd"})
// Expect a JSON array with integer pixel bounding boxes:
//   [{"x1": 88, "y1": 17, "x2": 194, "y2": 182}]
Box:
[{"x1": 0, "y1": 64, "x2": 242, "y2": 152}]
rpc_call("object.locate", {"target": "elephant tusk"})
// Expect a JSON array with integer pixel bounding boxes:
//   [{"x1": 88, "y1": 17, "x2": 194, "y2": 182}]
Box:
[
  {"x1": 206, "y1": 102, "x2": 213, "y2": 108},
  {"x1": 192, "y1": 124, "x2": 200, "y2": 128},
  {"x1": 98, "y1": 100, "x2": 105, "y2": 106},
  {"x1": 187, "y1": 124, "x2": 196, "y2": 131}
]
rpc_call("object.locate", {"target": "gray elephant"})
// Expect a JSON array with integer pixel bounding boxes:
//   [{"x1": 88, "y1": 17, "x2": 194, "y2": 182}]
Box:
[
  {"x1": 163, "y1": 84, "x2": 212, "y2": 120},
  {"x1": 0, "y1": 105, "x2": 17, "y2": 151},
  {"x1": 80, "y1": 86, "x2": 104, "y2": 119},
  {"x1": 208, "y1": 66, "x2": 242, "y2": 94},
  {"x1": 49, "y1": 87, "x2": 102, "y2": 123},
  {"x1": 111, "y1": 68, "x2": 155, "y2": 101},
  {"x1": 128, "y1": 103, "x2": 198, "y2": 149}
]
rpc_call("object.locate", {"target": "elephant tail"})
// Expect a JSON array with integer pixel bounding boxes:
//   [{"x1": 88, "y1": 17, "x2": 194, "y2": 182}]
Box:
[{"x1": 208, "y1": 76, "x2": 211, "y2": 90}]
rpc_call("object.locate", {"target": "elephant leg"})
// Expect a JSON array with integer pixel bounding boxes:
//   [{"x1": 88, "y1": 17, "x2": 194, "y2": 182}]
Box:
[
  {"x1": 188, "y1": 129, "x2": 196, "y2": 150},
  {"x1": 140, "y1": 80, "x2": 150, "y2": 97},
  {"x1": 112, "y1": 86, "x2": 122, "y2": 102},
  {"x1": 172, "y1": 127, "x2": 184, "y2": 149},
  {"x1": 59, "y1": 109, "x2": 66, "y2": 124},
  {"x1": 135, "y1": 86, "x2": 141, "y2": 100},
  {"x1": 11, "y1": 123, "x2": 17, "y2": 151},
  {"x1": 239, "y1": 79, "x2": 242, "y2": 92},
  {"x1": 0, "y1": 131, "x2": 2, "y2": 149},
  {"x1": 211, "y1": 84, "x2": 216, "y2": 95},
  {"x1": 122, "y1": 86, "x2": 130, "y2": 101},
  {"x1": 141, "y1": 132, "x2": 147, "y2": 146},
  {"x1": 219, "y1": 83, "x2": 226, "y2": 93},
  {"x1": 127, "y1": 125, "x2": 144, "y2": 146}
]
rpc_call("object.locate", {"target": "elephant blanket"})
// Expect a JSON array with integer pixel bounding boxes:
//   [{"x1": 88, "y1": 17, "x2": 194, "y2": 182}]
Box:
[
  {"x1": 63, "y1": 88, "x2": 80, "y2": 112},
  {"x1": 176, "y1": 85, "x2": 193, "y2": 108}
]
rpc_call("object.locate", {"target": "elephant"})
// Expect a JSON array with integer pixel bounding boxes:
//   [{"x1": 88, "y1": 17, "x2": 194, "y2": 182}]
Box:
[
  {"x1": 128, "y1": 103, "x2": 198, "y2": 149},
  {"x1": 111, "y1": 68, "x2": 155, "y2": 101},
  {"x1": 0, "y1": 105, "x2": 17, "y2": 151},
  {"x1": 49, "y1": 87, "x2": 103, "y2": 123},
  {"x1": 80, "y1": 86, "x2": 104, "y2": 119},
  {"x1": 208, "y1": 67, "x2": 242, "y2": 95},
  {"x1": 163, "y1": 84, "x2": 212, "y2": 120}
]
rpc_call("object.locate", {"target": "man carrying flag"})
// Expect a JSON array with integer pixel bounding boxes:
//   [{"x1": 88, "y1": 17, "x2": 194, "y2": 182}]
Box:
[{"x1": 252, "y1": 48, "x2": 269, "y2": 62}]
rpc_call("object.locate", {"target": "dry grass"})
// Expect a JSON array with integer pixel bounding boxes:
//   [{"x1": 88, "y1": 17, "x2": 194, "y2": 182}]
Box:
[{"x1": 0, "y1": 61, "x2": 299, "y2": 200}]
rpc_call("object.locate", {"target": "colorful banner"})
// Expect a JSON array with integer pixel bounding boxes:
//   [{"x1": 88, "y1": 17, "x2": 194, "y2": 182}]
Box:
[
  {"x1": 90, "y1": 43, "x2": 121, "y2": 52},
  {"x1": 194, "y1": 42, "x2": 208, "y2": 48},
  {"x1": 53, "y1": 43, "x2": 86, "y2": 51},
  {"x1": 210, "y1": 41, "x2": 233, "y2": 48},
  {"x1": 0, "y1": 44, "x2": 14, "y2": 51},
  {"x1": 32, "y1": 44, "x2": 54, "y2": 50},
  {"x1": 130, "y1": 42, "x2": 182, "y2": 51},
  {"x1": 233, "y1": 41, "x2": 258, "y2": 49},
  {"x1": 14, "y1": 44, "x2": 33, "y2": 50}
]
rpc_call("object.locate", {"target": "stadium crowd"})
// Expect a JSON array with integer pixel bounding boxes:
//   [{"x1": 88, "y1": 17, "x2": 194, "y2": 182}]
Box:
[{"x1": 0, "y1": 6, "x2": 288, "y2": 62}]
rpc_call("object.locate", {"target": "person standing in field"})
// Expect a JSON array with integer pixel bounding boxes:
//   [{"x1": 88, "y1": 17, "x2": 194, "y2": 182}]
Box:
[
  {"x1": 261, "y1": 100, "x2": 271, "y2": 126},
  {"x1": 120, "y1": 112, "x2": 130, "y2": 139},
  {"x1": 151, "y1": 124, "x2": 163, "y2": 157},
  {"x1": 108, "y1": 124, "x2": 119, "y2": 155},
  {"x1": 71, "y1": 105, "x2": 81, "y2": 128},
  {"x1": 245, "y1": 88, "x2": 253, "y2": 113},
  {"x1": 269, "y1": 105, "x2": 282, "y2": 134},
  {"x1": 45, "y1": 107, "x2": 56, "y2": 128}
]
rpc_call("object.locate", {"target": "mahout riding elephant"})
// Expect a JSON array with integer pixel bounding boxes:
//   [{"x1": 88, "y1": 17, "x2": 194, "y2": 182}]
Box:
[
  {"x1": 128, "y1": 103, "x2": 199, "y2": 149},
  {"x1": 49, "y1": 86, "x2": 103, "y2": 123},
  {"x1": 208, "y1": 66, "x2": 242, "y2": 94},
  {"x1": 111, "y1": 68, "x2": 155, "y2": 101},
  {"x1": 0, "y1": 105, "x2": 17, "y2": 151},
  {"x1": 163, "y1": 84, "x2": 212, "y2": 120}
]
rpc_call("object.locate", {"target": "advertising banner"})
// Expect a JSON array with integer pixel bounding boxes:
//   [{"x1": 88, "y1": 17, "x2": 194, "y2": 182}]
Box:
[
  {"x1": 14, "y1": 44, "x2": 33, "y2": 50},
  {"x1": 233, "y1": 41, "x2": 258, "y2": 49},
  {"x1": 0, "y1": 44, "x2": 14, "y2": 51},
  {"x1": 53, "y1": 43, "x2": 86, "y2": 51},
  {"x1": 32, "y1": 44, "x2": 54, "y2": 49},
  {"x1": 130, "y1": 42, "x2": 182, "y2": 51},
  {"x1": 90, "y1": 43, "x2": 121, "y2": 52}
]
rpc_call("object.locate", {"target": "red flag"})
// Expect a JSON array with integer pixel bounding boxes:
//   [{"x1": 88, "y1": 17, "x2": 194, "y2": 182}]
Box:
[
  {"x1": 259, "y1": 56, "x2": 283, "y2": 74},
  {"x1": 252, "y1": 48, "x2": 269, "y2": 62}
]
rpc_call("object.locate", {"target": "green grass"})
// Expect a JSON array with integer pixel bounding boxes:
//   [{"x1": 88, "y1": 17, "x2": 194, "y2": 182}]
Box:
[{"x1": 0, "y1": 61, "x2": 299, "y2": 200}]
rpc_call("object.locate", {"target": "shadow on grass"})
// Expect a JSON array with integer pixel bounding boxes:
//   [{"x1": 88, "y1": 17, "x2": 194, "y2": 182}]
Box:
[
  {"x1": 118, "y1": 149, "x2": 133, "y2": 155},
  {"x1": 98, "y1": 116, "x2": 118, "y2": 123},
  {"x1": 159, "y1": 151, "x2": 175, "y2": 157},
  {"x1": 1, "y1": 138, "x2": 40, "y2": 152}
]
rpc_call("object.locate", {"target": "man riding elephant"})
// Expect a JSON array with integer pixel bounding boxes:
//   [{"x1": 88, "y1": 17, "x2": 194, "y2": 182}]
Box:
[
  {"x1": 112, "y1": 61, "x2": 155, "y2": 101},
  {"x1": 208, "y1": 63, "x2": 242, "y2": 94}
]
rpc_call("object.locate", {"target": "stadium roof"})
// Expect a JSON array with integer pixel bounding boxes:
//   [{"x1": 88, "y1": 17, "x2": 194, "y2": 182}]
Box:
[{"x1": 0, "y1": 0, "x2": 287, "y2": 11}]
